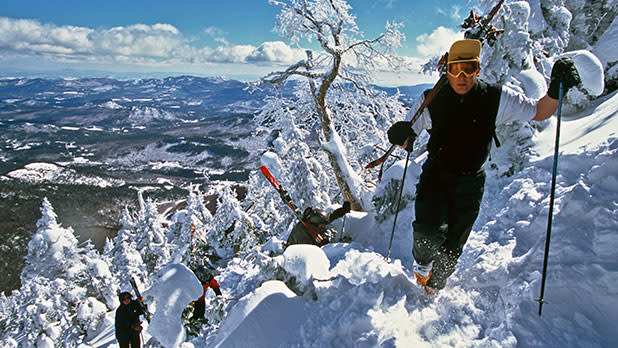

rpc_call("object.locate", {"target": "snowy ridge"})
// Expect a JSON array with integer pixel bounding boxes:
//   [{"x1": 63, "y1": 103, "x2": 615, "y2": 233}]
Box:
[{"x1": 3, "y1": 162, "x2": 125, "y2": 187}]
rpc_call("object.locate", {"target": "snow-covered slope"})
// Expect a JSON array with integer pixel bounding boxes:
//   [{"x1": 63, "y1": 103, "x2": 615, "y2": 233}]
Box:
[
  {"x1": 80, "y1": 91, "x2": 617, "y2": 348},
  {"x1": 193, "y1": 91, "x2": 617, "y2": 348}
]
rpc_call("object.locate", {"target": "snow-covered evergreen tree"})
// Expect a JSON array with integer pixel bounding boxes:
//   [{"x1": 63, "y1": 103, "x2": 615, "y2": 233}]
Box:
[
  {"x1": 210, "y1": 185, "x2": 260, "y2": 259},
  {"x1": 133, "y1": 192, "x2": 171, "y2": 274},
  {"x1": 3, "y1": 199, "x2": 109, "y2": 346},
  {"x1": 168, "y1": 184, "x2": 216, "y2": 267},
  {"x1": 106, "y1": 207, "x2": 148, "y2": 290},
  {"x1": 244, "y1": 153, "x2": 294, "y2": 247},
  {"x1": 80, "y1": 240, "x2": 117, "y2": 309},
  {"x1": 21, "y1": 198, "x2": 82, "y2": 282}
]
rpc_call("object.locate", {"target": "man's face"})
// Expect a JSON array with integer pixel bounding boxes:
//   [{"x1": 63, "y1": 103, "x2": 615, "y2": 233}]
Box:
[
  {"x1": 122, "y1": 296, "x2": 131, "y2": 304},
  {"x1": 446, "y1": 60, "x2": 480, "y2": 95}
]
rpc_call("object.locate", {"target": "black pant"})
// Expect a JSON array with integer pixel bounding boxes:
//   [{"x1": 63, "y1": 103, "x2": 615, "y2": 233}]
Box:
[
  {"x1": 412, "y1": 162, "x2": 485, "y2": 289},
  {"x1": 118, "y1": 334, "x2": 140, "y2": 348},
  {"x1": 192, "y1": 298, "x2": 206, "y2": 319}
]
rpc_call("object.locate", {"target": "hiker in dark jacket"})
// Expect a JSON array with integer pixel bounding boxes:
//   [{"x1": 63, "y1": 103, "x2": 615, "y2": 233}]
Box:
[
  {"x1": 387, "y1": 39, "x2": 581, "y2": 296},
  {"x1": 287, "y1": 201, "x2": 351, "y2": 246},
  {"x1": 191, "y1": 270, "x2": 222, "y2": 320},
  {"x1": 115, "y1": 291, "x2": 145, "y2": 348}
]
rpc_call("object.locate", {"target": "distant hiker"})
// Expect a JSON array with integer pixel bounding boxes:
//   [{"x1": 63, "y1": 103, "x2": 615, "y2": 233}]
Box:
[
  {"x1": 115, "y1": 291, "x2": 146, "y2": 348},
  {"x1": 387, "y1": 39, "x2": 581, "y2": 296},
  {"x1": 287, "y1": 201, "x2": 351, "y2": 246},
  {"x1": 191, "y1": 267, "x2": 222, "y2": 320}
]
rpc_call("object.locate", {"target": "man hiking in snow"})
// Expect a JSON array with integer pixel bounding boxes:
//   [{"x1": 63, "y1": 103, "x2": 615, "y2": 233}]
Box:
[
  {"x1": 190, "y1": 266, "x2": 222, "y2": 321},
  {"x1": 115, "y1": 291, "x2": 146, "y2": 348},
  {"x1": 287, "y1": 201, "x2": 351, "y2": 247},
  {"x1": 387, "y1": 39, "x2": 581, "y2": 296}
]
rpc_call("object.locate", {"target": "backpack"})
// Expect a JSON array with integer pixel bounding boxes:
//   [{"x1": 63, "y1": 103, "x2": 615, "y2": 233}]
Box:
[{"x1": 302, "y1": 207, "x2": 328, "y2": 225}]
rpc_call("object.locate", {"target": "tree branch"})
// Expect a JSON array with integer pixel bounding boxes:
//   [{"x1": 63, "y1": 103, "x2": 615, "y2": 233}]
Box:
[
  {"x1": 343, "y1": 34, "x2": 385, "y2": 54},
  {"x1": 256, "y1": 54, "x2": 326, "y2": 87}
]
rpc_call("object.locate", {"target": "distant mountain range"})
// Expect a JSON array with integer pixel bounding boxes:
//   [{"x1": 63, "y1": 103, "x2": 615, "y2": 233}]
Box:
[{"x1": 0, "y1": 75, "x2": 430, "y2": 182}]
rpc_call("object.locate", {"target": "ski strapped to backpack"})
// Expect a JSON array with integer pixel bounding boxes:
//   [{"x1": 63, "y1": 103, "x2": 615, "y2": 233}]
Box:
[
  {"x1": 130, "y1": 277, "x2": 152, "y2": 322},
  {"x1": 259, "y1": 165, "x2": 324, "y2": 244},
  {"x1": 365, "y1": 0, "x2": 505, "y2": 182}
]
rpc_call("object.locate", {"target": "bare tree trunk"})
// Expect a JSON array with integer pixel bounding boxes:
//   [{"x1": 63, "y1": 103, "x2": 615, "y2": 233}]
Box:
[{"x1": 311, "y1": 53, "x2": 365, "y2": 211}]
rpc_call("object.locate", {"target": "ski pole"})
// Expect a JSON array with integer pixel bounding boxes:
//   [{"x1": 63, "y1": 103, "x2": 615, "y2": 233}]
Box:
[
  {"x1": 537, "y1": 83, "x2": 563, "y2": 316},
  {"x1": 386, "y1": 150, "x2": 411, "y2": 262}
]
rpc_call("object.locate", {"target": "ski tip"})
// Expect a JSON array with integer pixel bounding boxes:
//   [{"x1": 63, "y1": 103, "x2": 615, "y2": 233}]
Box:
[{"x1": 365, "y1": 162, "x2": 377, "y2": 169}]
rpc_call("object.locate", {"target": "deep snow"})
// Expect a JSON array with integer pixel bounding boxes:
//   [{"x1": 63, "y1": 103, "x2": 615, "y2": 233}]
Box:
[
  {"x1": 206, "y1": 91, "x2": 618, "y2": 348},
  {"x1": 86, "y1": 89, "x2": 618, "y2": 348}
]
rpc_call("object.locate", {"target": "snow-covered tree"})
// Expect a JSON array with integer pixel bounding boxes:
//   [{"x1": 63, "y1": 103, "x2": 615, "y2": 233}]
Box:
[
  {"x1": 21, "y1": 198, "x2": 82, "y2": 282},
  {"x1": 253, "y1": 0, "x2": 407, "y2": 211},
  {"x1": 80, "y1": 240, "x2": 118, "y2": 309},
  {"x1": 3, "y1": 276, "x2": 107, "y2": 347},
  {"x1": 244, "y1": 154, "x2": 294, "y2": 246},
  {"x1": 168, "y1": 184, "x2": 216, "y2": 267},
  {"x1": 106, "y1": 207, "x2": 148, "y2": 289},
  {"x1": 479, "y1": 0, "x2": 614, "y2": 104},
  {"x1": 133, "y1": 192, "x2": 171, "y2": 273},
  {"x1": 4, "y1": 199, "x2": 110, "y2": 346},
  {"x1": 211, "y1": 185, "x2": 259, "y2": 258}
]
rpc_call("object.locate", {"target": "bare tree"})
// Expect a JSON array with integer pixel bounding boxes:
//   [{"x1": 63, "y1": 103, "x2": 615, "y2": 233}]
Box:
[{"x1": 255, "y1": 0, "x2": 405, "y2": 211}]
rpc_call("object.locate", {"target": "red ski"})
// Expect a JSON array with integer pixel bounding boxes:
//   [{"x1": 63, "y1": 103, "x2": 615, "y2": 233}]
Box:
[{"x1": 259, "y1": 165, "x2": 324, "y2": 244}]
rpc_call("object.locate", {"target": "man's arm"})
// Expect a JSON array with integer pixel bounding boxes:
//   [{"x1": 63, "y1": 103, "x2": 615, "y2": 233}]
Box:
[{"x1": 532, "y1": 95, "x2": 559, "y2": 121}]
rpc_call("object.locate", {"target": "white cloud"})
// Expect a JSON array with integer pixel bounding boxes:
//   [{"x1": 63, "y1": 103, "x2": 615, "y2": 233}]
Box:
[
  {"x1": 0, "y1": 17, "x2": 307, "y2": 67},
  {"x1": 0, "y1": 17, "x2": 185, "y2": 59},
  {"x1": 246, "y1": 41, "x2": 306, "y2": 63},
  {"x1": 204, "y1": 26, "x2": 229, "y2": 45},
  {"x1": 89, "y1": 24, "x2": 185, "y2": 58},
  {"x1": 415, "y1": 26, "x2": 463, "y2": 57},
  {"x1": 200, "y1": 45, "x2": 256, "y2": 63}
]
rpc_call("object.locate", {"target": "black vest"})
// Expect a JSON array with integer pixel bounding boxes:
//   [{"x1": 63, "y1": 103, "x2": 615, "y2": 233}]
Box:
[{"x1": 425, "y1": 80, "x2": 502, "y2": 174}]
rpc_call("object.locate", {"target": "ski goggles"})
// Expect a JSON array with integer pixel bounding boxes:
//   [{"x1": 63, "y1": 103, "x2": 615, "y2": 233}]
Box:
[{"x1": 447, "y1": 59, "x2": 480, "y2": 78}]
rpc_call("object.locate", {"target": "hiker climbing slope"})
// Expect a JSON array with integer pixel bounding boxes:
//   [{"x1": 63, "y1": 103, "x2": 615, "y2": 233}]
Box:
[
  {"x1": 115, "y1": 291, "x2": 147, "y2": 348},
  {"x1": 387, "y1": 39, "x2": 581, "y2": 296},
  {"x1": 287, "y1": 202, "x2": 351, "y2": 247}
]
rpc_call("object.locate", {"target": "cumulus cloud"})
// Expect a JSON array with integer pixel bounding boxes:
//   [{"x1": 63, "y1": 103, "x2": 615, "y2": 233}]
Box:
[
  {"x1": 0, "y1": 17, "x2": 185, "y2": 59},
  {"x1": 246, "y1": 41, "x2": 306, "y2": 63},
  {"x1": 415, "y1": 26, "x2": 463, "y2": 57},
  {"x1": 200, "y1": 45, "x2": 256, "y2": 63},
  {"x1": 0, "y1": 16, "x2": 306, "y2": 67}
]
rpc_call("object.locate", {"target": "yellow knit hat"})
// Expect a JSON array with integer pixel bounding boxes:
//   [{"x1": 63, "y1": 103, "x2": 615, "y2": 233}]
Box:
[{"x1": 448, "y1": 39, "x2": 482, "y2": 63}]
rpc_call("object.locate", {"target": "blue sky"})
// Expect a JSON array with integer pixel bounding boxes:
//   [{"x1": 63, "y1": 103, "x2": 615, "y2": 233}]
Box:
[{"x1": 0, "y1": 0, "x2": 476, "y2": 84}]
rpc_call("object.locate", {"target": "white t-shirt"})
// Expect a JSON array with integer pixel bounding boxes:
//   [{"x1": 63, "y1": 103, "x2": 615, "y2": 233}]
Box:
[{"x1": 408, "y1": 84, "x2": 538, "y2": 135}]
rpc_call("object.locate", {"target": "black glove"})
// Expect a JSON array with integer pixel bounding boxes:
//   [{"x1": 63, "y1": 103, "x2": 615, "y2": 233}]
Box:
[
  {"x1": 387, "y1": 121, "x2": 416, "y2": 151},
  {"x1": 327, "y1": 201, "x2": 351, "y2": 223},
  {"x1": 342, "y1": 201, "x2": 351, "y2": 213},
  {"x1": 547, "y1": 57, "x2": 581, "y2": 99}
]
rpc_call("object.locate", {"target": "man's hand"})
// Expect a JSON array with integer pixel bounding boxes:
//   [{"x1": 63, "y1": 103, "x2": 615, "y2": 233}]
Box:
[
  {"x1": 388, "y1": 121, "x2": 416, "y2": 152},
  {"x1": 548, "y1": 57, "x2": 581, "y2": 99}
]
